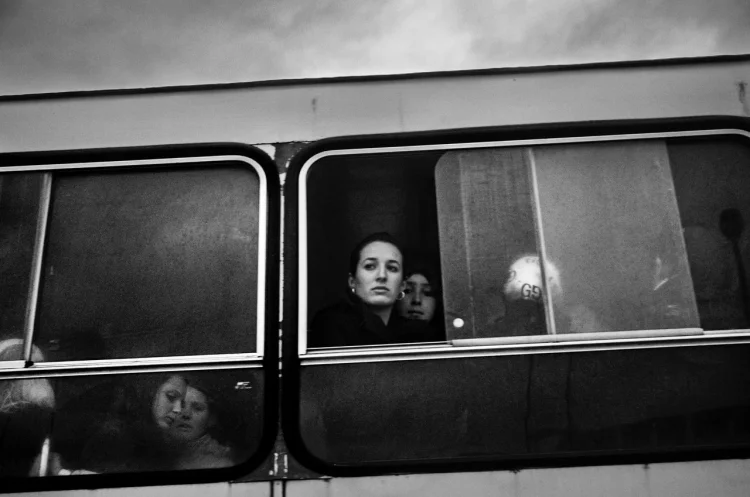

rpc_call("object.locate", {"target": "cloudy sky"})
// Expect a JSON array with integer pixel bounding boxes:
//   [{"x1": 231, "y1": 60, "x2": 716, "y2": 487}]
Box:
[{"x1": 1, "y1": 0, "x2": 749, "y2": 96}]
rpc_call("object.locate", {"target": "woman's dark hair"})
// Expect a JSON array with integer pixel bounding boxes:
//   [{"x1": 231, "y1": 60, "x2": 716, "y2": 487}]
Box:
[
  {"x1": 348, "y1": 232, "x2": 404, "y2": 275},
  {"x1": 403, "y1": 259, "x2": 442, "y2": 297}
]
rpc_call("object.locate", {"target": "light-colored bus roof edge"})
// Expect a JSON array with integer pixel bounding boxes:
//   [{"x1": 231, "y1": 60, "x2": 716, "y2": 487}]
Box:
[{"x1": 1, "y1": 55, "x2": 749, "y2": 153}]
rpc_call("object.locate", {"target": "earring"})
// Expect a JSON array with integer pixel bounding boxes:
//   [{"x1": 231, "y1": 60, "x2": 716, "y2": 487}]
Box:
[
  {"x1": 350, "y1": 287, "x2": 356, "y2": 294},
  {"x1": 397, "y1": 290, "x2": 405, "y2": 301}
]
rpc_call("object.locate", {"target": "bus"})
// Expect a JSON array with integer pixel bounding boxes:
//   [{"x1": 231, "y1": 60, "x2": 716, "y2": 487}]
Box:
[{"x1": 1, "y1": 54, "x2": 749, "y2": 496}]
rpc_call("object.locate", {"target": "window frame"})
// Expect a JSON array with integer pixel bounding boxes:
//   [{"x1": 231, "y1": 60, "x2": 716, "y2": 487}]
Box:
[
  {"x1": 295, "y1": 127, "x2": 750, "y2": 365},
  {"x1": 0, "y1": 144, "x2": 280, "y2": 490}
]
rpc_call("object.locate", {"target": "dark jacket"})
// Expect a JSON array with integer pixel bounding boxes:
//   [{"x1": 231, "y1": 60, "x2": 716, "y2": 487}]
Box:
[{"x1": 309, "y1": 296, "x2": 441, "y2": 347}]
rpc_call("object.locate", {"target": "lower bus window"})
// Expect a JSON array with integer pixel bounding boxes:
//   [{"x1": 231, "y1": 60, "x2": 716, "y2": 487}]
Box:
[{"x1": 0, "y1": 368, "x2": 262, "y2": 477}]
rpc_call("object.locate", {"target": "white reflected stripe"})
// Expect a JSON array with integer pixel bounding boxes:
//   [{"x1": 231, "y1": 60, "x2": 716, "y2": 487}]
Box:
[{"x1": 452, "y1": 328, "x2": 704, "y2": 346}]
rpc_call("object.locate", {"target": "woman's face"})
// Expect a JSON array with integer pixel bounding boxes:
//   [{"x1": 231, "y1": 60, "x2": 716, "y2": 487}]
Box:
[
  {"x1": 152, "y1": 376, "x2": 213, "y2": 442},
  {"x1": 397, "y1": 273, "x2": 437, "y2": 322},
  {"x1": 349, "y1": 241, "x2": 404, "y2": 308}
]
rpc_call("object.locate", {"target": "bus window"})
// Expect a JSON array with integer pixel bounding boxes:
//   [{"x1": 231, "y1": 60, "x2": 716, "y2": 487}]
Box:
[
  {"x1": 302, "y1": 134, "x2": 750, "y2": 350},
  {"x1": 305, "y1": 151, "x2": 443, "y2": 347},
  {"x1": 296, "y1": 133, "x2": 750, "y2": 471},
  {"x1": 669, "y1": 136, "x2": 750, "y2": 331},
  {"x1": 0, "y1": 173, "x2": 43, "y2": 348},
  {"x1": 436, "y1": 140, "x2": 700, "y2": 341},
  {"x1": 533, "y1": 140, "x2": 698, "y2": 335},
  {"x1": 34, "y1": 165, "x2": 261, "y2": 360},
  {"x1": 435, "y1": 148, "x2": 543, "y2": 339},
  {"x1": 0, "y1": 369, "x2": 261, "y2": 477}
]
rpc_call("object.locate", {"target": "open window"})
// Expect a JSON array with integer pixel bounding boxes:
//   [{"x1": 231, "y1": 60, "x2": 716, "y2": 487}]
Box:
[
  {"x1": 0, "y1": 149, "x2": 277, "y2": 484},
  {"x1": 301, "y1": 134, "x2": 750, "y2": 353}
]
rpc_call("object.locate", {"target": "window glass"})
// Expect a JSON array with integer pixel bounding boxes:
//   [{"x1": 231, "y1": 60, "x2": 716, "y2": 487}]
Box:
[
  {"x1": 300, "y1": 345, "x2": 750, "y2": 464},
  {"x1": 436, "y1": 141, "x2": 702, "y2": 340},
  {"x1": 533, "y1": 141, "x2": 699, "y2": 334},
  {"x1": 0, "y1": 174, "x2": 43, "y2": 348},
  {"x1": 0, "y1": 369, "x2": 262, "y2": 477},
  {"x1": 668, "y1": 137, "x2": 750, "y2": 330},
  {"x1": 35, "y1": 165, "x2": 260, "y2": 360},
  {"x1": 435, "y1": 149, "x2": 542, "y2": 339}
]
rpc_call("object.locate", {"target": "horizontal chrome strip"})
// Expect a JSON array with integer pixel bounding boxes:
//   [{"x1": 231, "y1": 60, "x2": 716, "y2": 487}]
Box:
[
  {"x1": 452, "y1": 328, "x2": 704, "y2": 346},
  {"x1": 0, "y1": 353, "x2": 263, "y2": 380},
  {"x1": 300, "y1": 330, "x2": 750, "y2": 366}
]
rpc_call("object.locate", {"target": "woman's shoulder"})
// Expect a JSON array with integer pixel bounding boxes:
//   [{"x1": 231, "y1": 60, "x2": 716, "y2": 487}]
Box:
[
  {"x1": 313, "y1": 299, "x2": 361, "y2": 320},
  {"x1": 179, "y1": 435, "x2": 237, "y2": 470},
  {"x1": 308, "y1": 300, "x2": 365, "y2": 347}
]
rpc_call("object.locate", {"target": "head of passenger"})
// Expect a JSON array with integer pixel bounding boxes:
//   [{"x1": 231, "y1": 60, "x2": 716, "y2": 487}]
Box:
[
  {"x1": 0, "y1": 339, "x2": 55, "y2": 413},
  {"x1": 397, "y1": 265, "x2": 441, "y2": 323},
  {"x1": 151, "y1": 375, "x2": 214, "y2": 445},
  {"x1": 0, "y1": 339, "x2": 55, "y2": 477},
  {"x1": 348, "y1": 232, "x2": 405, "y2": 324}
]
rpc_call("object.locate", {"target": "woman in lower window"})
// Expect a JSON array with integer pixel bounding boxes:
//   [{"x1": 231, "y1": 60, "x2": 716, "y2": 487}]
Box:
[
  {"x1": 146, "y1": 373, "x2": 238, "y2": 470},
  {"x1": 309, "y1": 232, "x2": 409, "y2": 347}
]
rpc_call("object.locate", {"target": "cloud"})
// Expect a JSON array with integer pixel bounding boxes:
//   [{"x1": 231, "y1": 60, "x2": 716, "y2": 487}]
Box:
[
  {"x1": 462, "y1": 0, "x2": 750, "y2": 65},
  {"x1": 0, "y1": 0, "x2": 748, "y2": 95}
]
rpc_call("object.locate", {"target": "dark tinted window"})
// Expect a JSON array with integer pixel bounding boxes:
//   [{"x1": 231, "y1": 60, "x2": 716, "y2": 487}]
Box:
[{"x1": 36, "y1": 165, "x2": 261, "y2": 360}]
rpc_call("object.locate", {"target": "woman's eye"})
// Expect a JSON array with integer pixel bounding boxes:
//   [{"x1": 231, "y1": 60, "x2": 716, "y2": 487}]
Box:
[
  {"x1": 387, "y1": 265, "x2": 400, "y2": 272},
  {"x1": 363, "y1": 263, "x2": 376, "y2": 270},
  {"x1": 403, "y1": 288, "x2": 413, "y2": 295}
]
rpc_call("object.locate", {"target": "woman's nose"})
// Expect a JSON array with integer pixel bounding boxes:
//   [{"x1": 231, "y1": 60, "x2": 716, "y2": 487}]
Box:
[
  {"x1": 375, "y1": 265, "x2": 387, "y2": 280},
  {"x1": 412, "y1": 292, "x2": 422, "y2": 305},
  {"x1": 172, "y1": 400, "x2": 184, "y2": 413}
]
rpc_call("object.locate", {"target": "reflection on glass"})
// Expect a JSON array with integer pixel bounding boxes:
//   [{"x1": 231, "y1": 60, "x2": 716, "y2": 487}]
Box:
[
  {"x1": 533, "y1": 141, "x2": 699, "y2": 333},
  {"x1": 436, "y1": 148, "x2": 541, "y2": 339},
  {"x1": 669, "y1": 138, "x2": 750, "y2": 331},
  {"x1": 437, "y1": 142, "x2": 703, "y2": 340}
]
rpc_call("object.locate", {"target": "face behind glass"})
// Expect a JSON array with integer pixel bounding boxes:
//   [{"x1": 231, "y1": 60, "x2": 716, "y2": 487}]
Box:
[
  {"x1": 152, "y1": 375, "x2": 212, "y2": 443},
  {"x1": 349, "y1": 241, "x2": 404, "y2": 308},
  {"x1": 397, "y1": 273, "x2": 437, "y2": 322}
]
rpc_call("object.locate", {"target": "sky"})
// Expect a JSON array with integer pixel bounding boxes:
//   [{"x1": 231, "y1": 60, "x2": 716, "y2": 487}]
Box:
[{"x1": 0, "y1": 0, "x2": 749, "y2": 96}]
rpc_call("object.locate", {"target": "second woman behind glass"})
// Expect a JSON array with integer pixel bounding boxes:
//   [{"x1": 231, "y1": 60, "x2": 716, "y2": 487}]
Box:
[
  {"x1": 396, "y1": 263, "x2": 446, "y2": 342},
  {"x1": 309, "y1": 232, "x2": 409, "y2": 347}
]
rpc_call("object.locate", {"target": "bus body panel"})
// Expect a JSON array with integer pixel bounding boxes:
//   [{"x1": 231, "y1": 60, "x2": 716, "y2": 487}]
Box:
[{"x1": 0, "y1": 58, "x2": 747, "y2": 153}]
